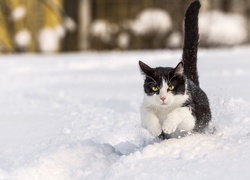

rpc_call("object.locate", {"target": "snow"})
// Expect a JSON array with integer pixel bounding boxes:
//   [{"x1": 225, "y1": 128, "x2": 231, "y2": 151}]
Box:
[
  {"x1": 11, "y1": 6, "x2": 26, "y2": 21},
  {"x1": 117, "y1": 32, "x2": 130, "y2": 49},
  {"x1": 127, "y1": 9, "x2": 172, "y2": 35},
  {"x1": 15, "y1": 29, "x2": 31, "y2": 48},
  {"x1": 199, "y1": 11, "x2": 248, "y2": 46},
  {"x1": 0, "y1": 47, "x2": 250, "y2": 179},
  {"x1": 38, "y1": 26, "x2": 65, "y2": 53},
  {"x1": 90, "y1": 20, "x2": 119, "y2": 43},
  {"x1": 63, "y1": 17, "x2": 76, "y2": 32},
  {"x1": 167, "y1": 32, "x2": 182, "y2": 48},
  {"x1": 90, "y1": 9, "x2": 172, "y2": 46}
]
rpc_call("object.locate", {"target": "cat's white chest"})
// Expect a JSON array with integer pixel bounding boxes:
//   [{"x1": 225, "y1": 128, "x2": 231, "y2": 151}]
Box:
[
  {"x1": 154, "y1": 106, "x2": 175, "y2": 125},
  {"x1": 142, "y1": 93, "x2": 189, "y2": 123},
  {"x1": 140, "y1": 93, "x2": 194, "y2": 137}
]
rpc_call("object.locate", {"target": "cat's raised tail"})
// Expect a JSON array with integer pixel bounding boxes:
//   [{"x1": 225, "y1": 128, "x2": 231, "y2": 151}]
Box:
[{"x1": 182, "y1": 0, "x2": 200, "y2": 87}]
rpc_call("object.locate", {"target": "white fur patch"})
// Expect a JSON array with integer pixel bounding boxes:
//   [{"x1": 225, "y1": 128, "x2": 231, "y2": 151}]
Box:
[
  {"x1": 140, "y1": 108, "x2": 162, "y2": 136},
  {"x1": 162, "y1": 107, "x2": 195, "y2": 134},
  {"x1": 140, "y1": 79, "x2": 194, "y2": 136}
]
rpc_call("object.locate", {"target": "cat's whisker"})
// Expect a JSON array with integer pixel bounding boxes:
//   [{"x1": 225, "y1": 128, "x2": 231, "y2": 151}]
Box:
[
  {"x1": 168, "y1": 74, "x2": 176, "y2": 83},
  {"x1": 145, "y1": 75, "x2": 158, "y2": 85}
]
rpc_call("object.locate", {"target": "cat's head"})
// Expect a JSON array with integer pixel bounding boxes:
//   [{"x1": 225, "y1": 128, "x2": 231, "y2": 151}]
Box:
[{"x1": 139, "y1": 61, "x2": 187, "y2": 107}]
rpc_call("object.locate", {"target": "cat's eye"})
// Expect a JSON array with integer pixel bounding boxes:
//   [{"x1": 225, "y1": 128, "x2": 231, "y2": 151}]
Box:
[
  {"x1": 152, "y1": 86, "x2": 158, "y2": 92},
  {"x1": 168, "y1": 85, "x2": 175, "y2": 91}
]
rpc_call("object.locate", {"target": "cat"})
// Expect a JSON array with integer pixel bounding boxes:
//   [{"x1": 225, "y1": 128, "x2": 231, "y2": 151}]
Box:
[{"x1": 139, "y1": 0, "x2": 211, "y2": 140}]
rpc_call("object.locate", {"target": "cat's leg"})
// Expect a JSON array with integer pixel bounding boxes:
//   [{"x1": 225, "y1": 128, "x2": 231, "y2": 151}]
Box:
[
  {"x1": 141, "y1": 108, "x2": 162, "y2": 136},
  {"x1": 162, "y1": 107, "x2": 195, "y2": 134}
]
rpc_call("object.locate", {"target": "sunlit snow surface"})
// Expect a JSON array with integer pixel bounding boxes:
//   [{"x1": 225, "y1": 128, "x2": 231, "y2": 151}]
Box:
[{"x1": 0, "y1": 48, "x2": 250, "y2": 179}]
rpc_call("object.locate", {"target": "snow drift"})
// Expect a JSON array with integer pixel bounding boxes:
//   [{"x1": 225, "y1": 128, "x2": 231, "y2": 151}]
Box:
[
  {"x1": 0, "y1": 47, "x2": 250, "y2": 179},
  {"x1": 199, "y1": 11, "x2": 248, "y2": 46}
]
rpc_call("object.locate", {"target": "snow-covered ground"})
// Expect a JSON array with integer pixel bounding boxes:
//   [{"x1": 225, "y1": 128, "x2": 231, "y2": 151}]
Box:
[{"x1": 0, "y1": 47, "x2": 250, "y2": 179}]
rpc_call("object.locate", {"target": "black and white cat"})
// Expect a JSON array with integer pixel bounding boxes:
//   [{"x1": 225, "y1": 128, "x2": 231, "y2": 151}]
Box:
[{"x1": 139, "y1": 0, "x2": 211, "y2": 140}]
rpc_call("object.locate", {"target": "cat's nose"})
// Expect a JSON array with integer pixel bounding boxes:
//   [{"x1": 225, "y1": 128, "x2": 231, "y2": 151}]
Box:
[{"x1": 160, "y1": 97, "x2": 166, "y2": 102}]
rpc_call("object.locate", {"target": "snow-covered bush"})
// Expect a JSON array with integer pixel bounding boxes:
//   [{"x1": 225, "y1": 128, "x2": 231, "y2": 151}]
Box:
[
  {"x1": 90, "y1": 20, "x2": 119, "y2": 50},
  {"x1": 121, "y1": 8, "x2": 173, "y2": 49},
  {"x1": 127, "y1": 8, "x2": 172, "y2": 36},
  {"x1": 199, "y1": 11, "x2": 248, "y2": 46},
  {"x1": 39, "y1": 25, "x2": 65, "y2": 53},
  {"x1": 14, "y1": 29, "x2": 31, "y2": 49},
  {"x1": 166, "y1": 32, "x2": 182, "y2": 48},
  {"x1": 91, "y1": 20, "x2": 118, "y2": 41},
  {"x1": 11, "y1": 5, "x2": 26, "y2": 21},
  {"x1": 117, "y1": 32, "x2": 130, "y2": 49}
]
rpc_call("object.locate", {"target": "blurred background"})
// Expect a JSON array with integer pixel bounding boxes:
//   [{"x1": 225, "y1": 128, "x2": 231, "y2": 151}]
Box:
[{"x1": 0, "y1": 0, "x2": 250, "y2": 53}]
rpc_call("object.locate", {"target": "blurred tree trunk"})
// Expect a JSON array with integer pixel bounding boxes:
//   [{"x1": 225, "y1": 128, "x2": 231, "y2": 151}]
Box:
[
  {"x1": 200, "y1": 0, "x2": 211, "y2": 12},
  {"x1": 25, "y1": 0, "x2": 39, "y2": 52},
  {"x1": 63, "y1": 0, "x2": 79, "y2": 51},
  {"x1": 230, "y1": 0, "x2": 245, "y2": 14},
  {"x1": 79, "y1": 0, "x2": 91, "y2": 50},
  {"x1": 0, "y1": 3, "x2": 12, "y2": 53},
  {"x1": 245, "y1": 0, "x2": 250, "y2": 43}
]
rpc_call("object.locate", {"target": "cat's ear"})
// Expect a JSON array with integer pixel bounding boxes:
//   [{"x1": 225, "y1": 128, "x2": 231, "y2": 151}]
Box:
[
  {"x1": 139, "y1": 61, "x2": 154, "y2": 77},
  {"x1": 174, "y1": 62, "x2": 184, "y2": 77}
]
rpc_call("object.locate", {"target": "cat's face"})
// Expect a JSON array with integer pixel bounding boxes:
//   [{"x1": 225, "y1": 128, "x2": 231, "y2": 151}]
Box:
[{"x1": 139, "y1": 61, "x2": 186, "y2": 107}]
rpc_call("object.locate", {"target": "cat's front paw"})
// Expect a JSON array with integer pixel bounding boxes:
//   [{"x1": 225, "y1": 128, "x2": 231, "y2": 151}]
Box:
[
  {"x1": 162, "y1": 120, "x2": 178, "y2": 134},
  {"x1": 147, "y1": 123, "x2": 162, "y2": 137}
]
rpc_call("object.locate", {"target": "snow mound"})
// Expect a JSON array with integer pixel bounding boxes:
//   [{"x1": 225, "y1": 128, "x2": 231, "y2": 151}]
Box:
[
  {"x1": 15, "y1": 29, "x2": 31, "y2": 48},
  {"x1": 167, "y1": 32, "x2": 182, "y2": 48},
  {"x1": 38, "y1": 26, "x2": 65, "y2": 53},
  {"x1": 211, "y1": 97, "x2": 250, "y2": 137},
  {"x1": 0, "y1": 48, "x2": 250, "y2": 179},
  {"x1": 8, "y1": 141, "x2": 119, "y2": 180},
  {"x1": 199, "y1": 11, "x2": 248, "y2": 46},
  {"x1": 127, "y1": 8, "x2": 172, "y2": 35},
  {"x1": 117, "y1": 32, "x2": 130, "y2": 49},
  {"x1": 90, "y1": 20, "x2": 119, "y2": 43},
  {"x1": 11, "y1": 6, "x2": 26, "y2": 20}
]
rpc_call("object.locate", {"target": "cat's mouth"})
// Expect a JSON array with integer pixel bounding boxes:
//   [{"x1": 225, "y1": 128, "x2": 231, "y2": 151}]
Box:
[{"x1": 161, "y1": 102, "x2": 168, "y2": 106}]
